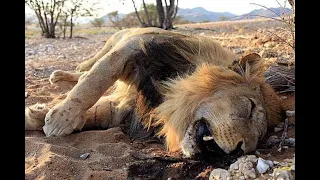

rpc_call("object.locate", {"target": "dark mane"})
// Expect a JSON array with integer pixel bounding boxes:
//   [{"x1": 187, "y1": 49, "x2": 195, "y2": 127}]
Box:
[{"x1": 129, "y1": 36, "x2": 197, "y2": 122}]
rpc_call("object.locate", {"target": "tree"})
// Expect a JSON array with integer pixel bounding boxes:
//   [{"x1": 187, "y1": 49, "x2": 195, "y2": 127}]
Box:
[
  {"x1": 26, "y1": 0, "x2": 98, "y2": 38},
  {"x1": 90, "y1": 18, "x2": 105, "y2": 29},
  {"x1": 128, "y1": 0, "x2": 179, "y2": 29},
  {"x1": 57, "y1": 12, "x2": 70, "y2": 38},
  {"x1": 155, "y1": 0, "x2": 178, "y2": 29},
  {"x1": 107, "y1": 11, "x2": 125, "y2": 30},
  {"x1": 106, "y1": 0, "x2": 179, "y2": 29},
  {"x1": 26, "y1": 0, "x2": 67, "y2": 38},
  {"x1": 140, "y1": 3, "x2": 158, "y2": 26},
  {"x1": 63, "y1": 0, "x2": 97, "y2": 38},
  {"x1": 130, "y1": 0, "x2": 147, "y2": 27}
]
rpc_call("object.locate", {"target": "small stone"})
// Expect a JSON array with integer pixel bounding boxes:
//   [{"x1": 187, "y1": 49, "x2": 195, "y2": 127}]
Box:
[
  {"x1": 57, "y1": 55, "x2": 66, "y2": 60},
  {"x1": 286, "y1": 111, "x2": 295, "y2": 117},
  {"x1": 290, "y1": 165, "x2": 295, "y2": 171},
  {"x1": 229, "y1": 161, "x2": 239, "y2": 171},
  {"x1": 103, "y1": 166, "x2": 112, "y2": 171},
  {"x1": 256, "y1": 157, "x2": 270, "y2": 174},
  {"x1": 209, "y1": 168, "x2": 231, "y2": 180},
  {"x1": 25, "y1": 92, "x2": 28, "y2": 98},
  {"x1": 234, "y1": 48, "x2": 244, "y2": 54},
  {"x1": 266, "y1": 160, "x2": 274, "y2": 168},
  {"x1": 272, "y1": 168, "x2": 293, "y2": 180},
  {"x1": 79, "y1": 153, "x2": 90, "y2": 159},
  {"x1": 274, "y1": 127, "x2": 283, "y2": 132},
  {"x1": 246, "y1": 155, "x2": 258, "y2": 163},
  {"x1": 239, "y1": 161, "x2": 256, "y2": 178}
]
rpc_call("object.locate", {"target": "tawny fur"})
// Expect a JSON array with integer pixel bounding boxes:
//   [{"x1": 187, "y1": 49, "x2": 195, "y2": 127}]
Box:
[{"x1": 25, "y1": 27, "x2": 283, "y2": 155}]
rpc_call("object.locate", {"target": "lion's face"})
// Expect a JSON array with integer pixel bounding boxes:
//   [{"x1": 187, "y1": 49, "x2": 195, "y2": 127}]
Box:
[
  {"x1": 156, "y1": 53, "x2": 283, "y2": 159},
  {"x1": 181, "y1": 84, "x2": 267, "y2": 158}
]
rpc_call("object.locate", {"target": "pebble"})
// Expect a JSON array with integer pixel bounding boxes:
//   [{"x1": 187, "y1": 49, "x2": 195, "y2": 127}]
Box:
[
  {"x1": 79, "y1": 153, "x2": 90, "y2": 159},
  {"x1": 256, "y1": 157, "x2": 270, "y2": 174},
  {"x1": 25, "y1": 92, "x2": 28, "y2": 98},
  {"x1": 274, "y1": 127, "x2": 283, "y2": 132},
  {"x1": 272, "y1": 168, "x2": 293, "y2": 180},
  {"x1": 209, "y1": 168, "x2": 231, "y2": 180},
  {"x1": 286, "y1": 111, "x2": 295, "y2": 117}
]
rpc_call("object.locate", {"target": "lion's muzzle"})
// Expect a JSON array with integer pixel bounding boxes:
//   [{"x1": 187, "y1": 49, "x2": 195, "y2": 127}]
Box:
[{"x1": 195, "y1": 119, "x2": 244, "y2": 158}]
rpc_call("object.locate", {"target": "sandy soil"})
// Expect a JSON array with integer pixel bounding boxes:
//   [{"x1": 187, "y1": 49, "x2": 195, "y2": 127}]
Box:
[{"x1": 25, "y1": 19, "x2": 295, "y2": 180}]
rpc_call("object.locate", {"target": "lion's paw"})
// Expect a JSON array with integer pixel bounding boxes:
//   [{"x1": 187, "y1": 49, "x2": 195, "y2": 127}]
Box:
[
  {"x1": 25, "y1": 103, "x2": 49, "y2": 130},
  {"x1": 49, "y1": 70, "x2": 68, "y2": 84},
  {"x1": 76, "y1": 62, "x2": 92, "y2": 72},
  {"x1": 43, "y1": 106, "x2": 86, "y2": 137}
]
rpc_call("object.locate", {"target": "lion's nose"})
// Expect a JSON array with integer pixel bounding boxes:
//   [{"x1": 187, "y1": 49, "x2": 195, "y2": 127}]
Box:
[
  {"x1": 195, "y1": 119, "x2": 227, "y2": 156},
  {"x1": 229, "y1": 141, "x2": 244, "y2": 156}
]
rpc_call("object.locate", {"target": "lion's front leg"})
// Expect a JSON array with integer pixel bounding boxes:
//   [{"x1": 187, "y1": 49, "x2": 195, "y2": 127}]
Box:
[{"x1": 43, "y1": 38, "x2": 138, "y2": 137}]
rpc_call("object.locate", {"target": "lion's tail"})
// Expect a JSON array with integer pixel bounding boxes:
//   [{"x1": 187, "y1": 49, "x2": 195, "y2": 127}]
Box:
[{"x1": 25, "y1": 103, "x2": 49, "y2": 131}]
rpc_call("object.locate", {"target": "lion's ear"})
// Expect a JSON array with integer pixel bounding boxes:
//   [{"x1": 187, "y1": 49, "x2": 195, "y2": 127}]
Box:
[{"x1": 238, "y1": 53, "x2": 265, "y2": 76}]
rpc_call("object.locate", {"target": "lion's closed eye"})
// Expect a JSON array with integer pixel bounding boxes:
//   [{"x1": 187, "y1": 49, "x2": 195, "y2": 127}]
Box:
[
  {"x1": 237, "y1": 97, "x2": 257, "y2": 119},
  {"x1": 248, "y1": 98, "x2": 256, "y2": 119}
]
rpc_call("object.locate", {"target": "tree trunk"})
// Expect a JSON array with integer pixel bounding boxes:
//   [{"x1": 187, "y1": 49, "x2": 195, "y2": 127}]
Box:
[
  {"x1": 69, "y1": 15, "x2": 73, "y2": 38},
  {"x1": 131, "y1": 0, "x2": 147, "y2": 27},
  {"x1": 163, "y1": 0, "x2": 175, "y2": 29},
  {"x1": 142, "y1": 0, "x2": 152, "y2": 26},
  {"x1": 156, "y1": 0, "x2": 165, "y2": 28}
]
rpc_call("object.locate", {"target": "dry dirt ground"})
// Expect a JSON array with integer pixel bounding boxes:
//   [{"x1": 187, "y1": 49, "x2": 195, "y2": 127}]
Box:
[{"x1": 25, "y1": 18, "x2": 295, "y2": 180}]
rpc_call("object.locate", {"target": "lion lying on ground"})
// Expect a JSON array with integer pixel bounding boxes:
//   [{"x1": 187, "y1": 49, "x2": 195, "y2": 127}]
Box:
[{"x1": 25, "y1": 27, "x2": 284, "y2": 158}]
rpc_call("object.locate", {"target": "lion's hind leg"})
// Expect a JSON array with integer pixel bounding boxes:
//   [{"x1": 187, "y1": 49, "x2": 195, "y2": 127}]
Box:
[{"x1": 25, "y1": 103, "x2": 49, "y2": 131}]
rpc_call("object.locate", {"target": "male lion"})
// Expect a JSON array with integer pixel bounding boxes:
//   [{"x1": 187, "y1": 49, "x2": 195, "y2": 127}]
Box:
[{"x1": 25, "y1": 27, "x2": 284, "y2": 158}]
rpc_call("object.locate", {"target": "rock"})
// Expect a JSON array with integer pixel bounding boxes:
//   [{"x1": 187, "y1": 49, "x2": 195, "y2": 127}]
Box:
[
  {"x1": 246, "y1": 155, "x2": 258, "y2": 163},
  {"x1": 25, "y1": 92, "x2": 28, "y2": 98},
  {"x1": 79, "y1": 153, "x2": 90, "y2": 159},
  {"x1": 238, "y1": 161, "x2": 256, "y2": 178},
  {"x1": 256, "y1": 157, "x2": 270, "y2": 174},
  {"x1": 290, "y1": 165, "x2": 295, "y2": 171},
  {"x1": 57, "y1": 55, "x2": 66, "y2": 60},
  {"x1": 209, "y1": 168, "x2": 231, "y2": 180},
  {"x1": 272, "y1": 168, "x2": 293, "y2": 180},
  {"x1": 234, "y1": 48, "x2": 244, "y2": 54},
  {"x1": 286, "y1": 111, "x2": 295, "y2": 117},
  {"x1": 274, "y1": 127, "x2": 283, "y2": 132},
  {"x1": 229, "y1": 161, "x2": 239, "y2": 171}
]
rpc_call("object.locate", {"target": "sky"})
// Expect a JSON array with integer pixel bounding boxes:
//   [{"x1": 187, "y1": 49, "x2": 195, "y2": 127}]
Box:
[{"x1": 26, "y1": 0, "x2": 291, "y2": 17}]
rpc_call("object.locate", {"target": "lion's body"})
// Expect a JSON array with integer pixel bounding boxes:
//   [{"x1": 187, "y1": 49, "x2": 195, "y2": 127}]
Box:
[{"x1": 26, "y1": 27, "x2": 283, "y2": 158}]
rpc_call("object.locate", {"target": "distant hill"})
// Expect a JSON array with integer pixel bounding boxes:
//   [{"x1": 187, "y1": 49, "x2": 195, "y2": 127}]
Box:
[
  {"x1": 177, "y1": 7, "x2": 236, "y2": 22},
  {"x1": 27, "y1": 6, "x2": 293, "y2": 24},
  {"x1": 233, "y1": 7, "x2": 292, "y2": 20}
]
